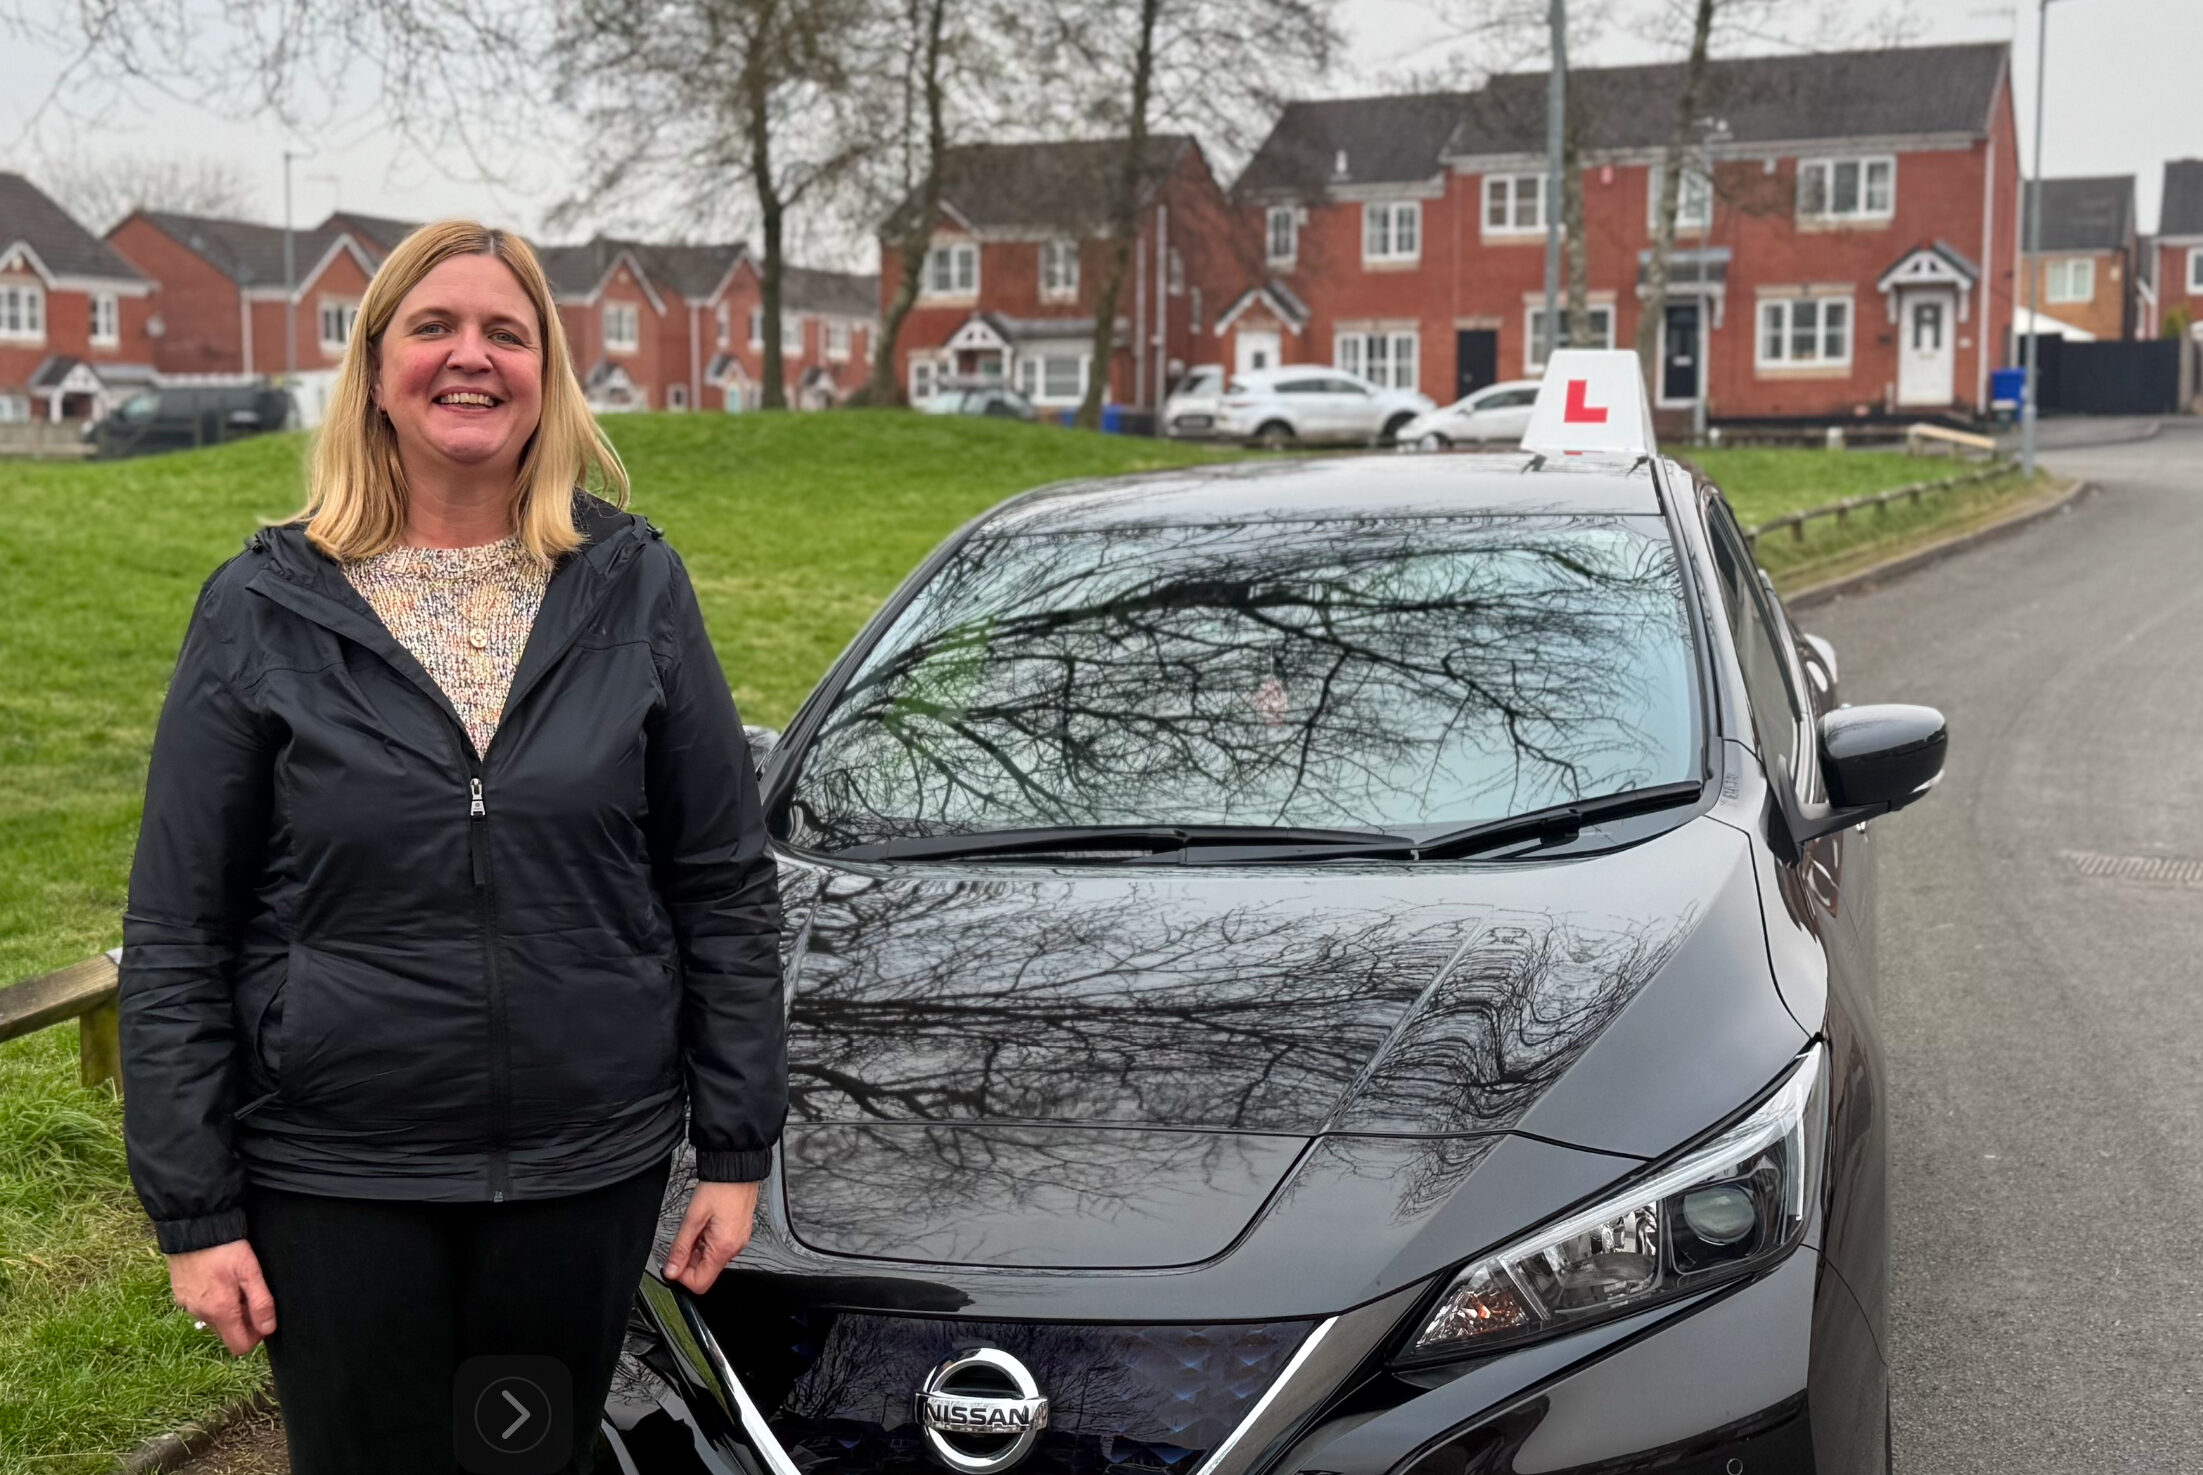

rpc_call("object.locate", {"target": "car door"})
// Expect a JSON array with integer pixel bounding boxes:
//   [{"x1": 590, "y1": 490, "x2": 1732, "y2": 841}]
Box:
[{"x1": 1324, "y1": 375, "x2": 1381, "y2": 442}]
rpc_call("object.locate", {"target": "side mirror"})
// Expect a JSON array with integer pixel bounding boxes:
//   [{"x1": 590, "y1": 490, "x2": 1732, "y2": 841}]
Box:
[
  {"x1": 1820, "y1": 704, "x2": 1945, "y2": 814},
  {"x1": 743, "y1": 725, "x2": 779, "y2": 777},
  {"x1": 1778, "y1": 703, "x2": 1946, "y2": 852}
]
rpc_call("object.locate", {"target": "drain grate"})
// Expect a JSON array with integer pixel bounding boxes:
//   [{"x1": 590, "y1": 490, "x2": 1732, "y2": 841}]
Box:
[{"x1": 2062, "y1": 851, "x2": 2203, "y2": 888}]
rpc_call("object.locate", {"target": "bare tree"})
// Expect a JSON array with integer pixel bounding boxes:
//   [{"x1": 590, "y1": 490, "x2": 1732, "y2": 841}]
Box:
[
  {"x1": 1032, "y1": 0, "x2": 1340, "y2": 432},
  {"x1": 547, "y1": 0, "x2": 871, "y2": 410},
  {"x1": 35, "y1": 151, "x2": 259, "y2": 232},
  {"x1": 1634, "y1": 0, "x2": 1717, "y2": 394},
  {"x1": 860, "y1": 0, "x2": 954, "y2": 407}
]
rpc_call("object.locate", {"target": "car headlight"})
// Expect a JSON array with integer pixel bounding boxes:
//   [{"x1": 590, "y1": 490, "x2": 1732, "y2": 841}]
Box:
[{"x1": 1397, "y1": 1042, "x2": 1827, "y2": 1364}]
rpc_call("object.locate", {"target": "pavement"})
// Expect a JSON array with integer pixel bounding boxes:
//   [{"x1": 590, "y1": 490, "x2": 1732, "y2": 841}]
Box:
[{"x1": 1804, "y1": 421, "x2": 2203, "y2": 1471}]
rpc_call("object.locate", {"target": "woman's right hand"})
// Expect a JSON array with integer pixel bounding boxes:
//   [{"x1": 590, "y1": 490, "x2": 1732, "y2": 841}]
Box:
[{"x1": 166, "y1": 1240, "x2": 278, "y2": 1356}]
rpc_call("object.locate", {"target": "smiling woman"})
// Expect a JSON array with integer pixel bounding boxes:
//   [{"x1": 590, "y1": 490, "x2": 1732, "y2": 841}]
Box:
[{"x1": 116, "y1": 219, "x2": 788, "y2": 1475}]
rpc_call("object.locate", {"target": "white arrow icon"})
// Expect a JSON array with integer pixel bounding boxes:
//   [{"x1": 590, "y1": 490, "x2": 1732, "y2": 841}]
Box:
[{"x1": 500, "y1": 1388, "x2": 532, "y2": 1442}]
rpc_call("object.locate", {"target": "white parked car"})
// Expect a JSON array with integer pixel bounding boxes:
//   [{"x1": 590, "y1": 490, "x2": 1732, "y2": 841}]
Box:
[
  {"x1": 1396, "y1": 379, "x2": 1544, "y2": 449},
  {"x1": 1215, "y1": 367, "x2": 1434, "y2": 448},
  {"x1": 1162, "y1": 364, "x2": 1227, "y2": 438}
]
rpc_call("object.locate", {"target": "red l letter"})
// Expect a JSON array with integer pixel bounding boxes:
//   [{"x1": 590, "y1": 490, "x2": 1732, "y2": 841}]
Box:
[{"x1": 1563, "y1": 380, "x2": 1609, "y2": 424}]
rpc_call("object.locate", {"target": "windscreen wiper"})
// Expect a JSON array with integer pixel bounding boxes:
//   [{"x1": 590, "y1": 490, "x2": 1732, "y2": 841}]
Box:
[
  {"x1": 1251, "y1": 780, "x2": 1709, "y2": 863},
  {"x1": 833, "y1": 823, "x2": 1414, "y2": 864}
]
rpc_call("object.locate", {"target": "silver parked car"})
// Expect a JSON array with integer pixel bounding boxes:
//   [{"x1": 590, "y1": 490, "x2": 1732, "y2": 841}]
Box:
[
  {"x1": 1214, "y1": 366, "x2": 1434, "y2": 448},
  {"x1": 1162, "y1": 364, "x2": 1226, "y2": 439},
  {"x1": 1396, "y1": 379, "x2": 1544, "y2": 449}
]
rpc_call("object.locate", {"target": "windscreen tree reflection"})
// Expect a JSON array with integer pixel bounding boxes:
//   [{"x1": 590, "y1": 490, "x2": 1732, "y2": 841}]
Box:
[{"x1": 789, "y1": 516, "x2": 1695, "y2": 847}]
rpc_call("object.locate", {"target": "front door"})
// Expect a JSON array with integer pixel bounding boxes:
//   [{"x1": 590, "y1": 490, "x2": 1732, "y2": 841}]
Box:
[
  {"x1": 1455, "y1": 329, "x2": 1498, "y2": 400},
  {"x1": 1235, "y1": 330, "x2": 1280, "y2": 377},
  {"x1": 1660, "y1": 302, "x2": 1702, "y2": 405},
  {"x1": 1898, "y1": 292, "x2": 1956, "y2": 406}
]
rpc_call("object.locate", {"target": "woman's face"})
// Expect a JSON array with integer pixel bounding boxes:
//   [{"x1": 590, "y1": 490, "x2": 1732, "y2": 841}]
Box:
[{"x1": 372, "y1": 253, "x2": 545, "y2": 478}]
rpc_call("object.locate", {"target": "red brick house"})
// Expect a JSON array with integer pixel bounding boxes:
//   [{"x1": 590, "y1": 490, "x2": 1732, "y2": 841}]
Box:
[
  {"x1": 708, "y1": 258, "x2": 878, "y2": 410},
  {"x1": 2146, "y1": 160, "x2": 2203, "y2": 339},
  {"x1": 882, "y1": 137, "x2": 1249, "y2": 415},
  {"x1": 2019, "y1": 176, "x2": 2137, "y2": 341},
  {"x1": 107, "y1": 210, "x2": 389, "y2": 379},
  {"x1": 1234, "y1": 43, "x2": 2022, "y2": 424},
  {"x1": 0, "y1": 172, "x2": 158, "y2": 422}
]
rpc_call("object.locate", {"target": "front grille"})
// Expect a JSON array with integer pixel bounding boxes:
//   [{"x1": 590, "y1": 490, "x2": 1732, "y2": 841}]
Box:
[{"x1": 717, "y1": 1312, "x2": 1314, "y2": 1475}]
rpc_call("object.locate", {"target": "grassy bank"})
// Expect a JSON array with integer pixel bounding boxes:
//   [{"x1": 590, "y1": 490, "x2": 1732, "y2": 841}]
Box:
[
  {"x1": 1683, "y1": 447, "x2": 2050, "y2": 590},
  {"x1": 0, "y1": 419, "x2": 2026, "y2": 1471}
]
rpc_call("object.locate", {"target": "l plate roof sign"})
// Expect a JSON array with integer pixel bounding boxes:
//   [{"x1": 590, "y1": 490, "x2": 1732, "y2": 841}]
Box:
[{"x1": 1521, "y1": 349, "x2": 1658, "y2": 459}]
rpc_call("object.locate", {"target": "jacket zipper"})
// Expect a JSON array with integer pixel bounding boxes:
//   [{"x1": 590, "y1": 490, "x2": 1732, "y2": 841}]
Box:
[{"x1": 466, "y1": 759, "x2": 511, "y2": 1203}]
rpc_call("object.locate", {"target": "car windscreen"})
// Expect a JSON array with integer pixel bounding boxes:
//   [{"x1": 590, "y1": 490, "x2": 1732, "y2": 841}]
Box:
[{"x1": 783, "y1": 514, "x2": 1698, "y2": 850}]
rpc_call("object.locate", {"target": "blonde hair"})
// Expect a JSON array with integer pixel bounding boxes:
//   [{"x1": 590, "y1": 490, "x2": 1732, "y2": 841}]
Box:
[{"x1": 281, "y1": 219, "x2": 629, "y2": 567}]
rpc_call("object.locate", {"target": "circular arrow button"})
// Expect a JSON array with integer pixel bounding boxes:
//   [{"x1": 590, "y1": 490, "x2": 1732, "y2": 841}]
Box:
[{"x1": 454, "y1": 1355, "x2": 572, "y2": 1475}]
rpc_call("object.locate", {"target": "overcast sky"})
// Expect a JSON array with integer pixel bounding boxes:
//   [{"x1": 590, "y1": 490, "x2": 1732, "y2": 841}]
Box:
[{"x1": 2, "y1": 0, "x2": 2197, "y2": 248}]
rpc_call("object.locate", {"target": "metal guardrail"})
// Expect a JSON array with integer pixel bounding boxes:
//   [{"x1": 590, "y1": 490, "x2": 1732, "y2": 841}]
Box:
[
  {"x1": 1743, "y1": 463, "x2": 2015, "y2": 550},
  {"x1": 0, "y1": 948, "x2": 123, "y2": 1089}
]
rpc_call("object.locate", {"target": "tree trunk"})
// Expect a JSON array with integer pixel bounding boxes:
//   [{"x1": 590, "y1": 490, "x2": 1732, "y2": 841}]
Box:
[
  {"x1": 1634, "y1": 0, "x2": 1717, "y2": 399},
  {"x1": 1563, "y1": 118, "x2": 1590, "y2": 347},
  {"x1": 867, "y1": 0, "x2": 948, "y2": 406},
  {"x1": 745, "y1": 10, "x2": 789, "y2": 412},
  {"x1": 1077, "y1": 0, "x2": 1161, "y2": 434}
]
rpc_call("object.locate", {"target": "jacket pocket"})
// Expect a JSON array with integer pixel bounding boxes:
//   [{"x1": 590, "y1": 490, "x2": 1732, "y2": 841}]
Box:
[{"x1": 273, "y1": 940, "x2": 489, "y2": 1126}]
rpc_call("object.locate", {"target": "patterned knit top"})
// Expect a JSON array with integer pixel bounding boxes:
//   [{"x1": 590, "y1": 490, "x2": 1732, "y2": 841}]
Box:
[{"x1": 341, "y1": 533, "x2": 553, "y2": 757}]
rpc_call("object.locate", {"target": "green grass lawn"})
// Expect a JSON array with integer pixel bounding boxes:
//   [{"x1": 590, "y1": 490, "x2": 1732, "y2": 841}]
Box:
[
  {"x1": 0, "y1": 416, "x2": 2033, "y2": 1472},
  {"x1": 1683, "y1": 446, "x2": 2050, "y2": 587}
]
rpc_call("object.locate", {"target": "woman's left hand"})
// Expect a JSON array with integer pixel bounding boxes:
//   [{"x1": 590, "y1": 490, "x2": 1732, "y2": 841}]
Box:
[{"x1": 662, "y1": 1180, "x2": 760, "y2": 1294}]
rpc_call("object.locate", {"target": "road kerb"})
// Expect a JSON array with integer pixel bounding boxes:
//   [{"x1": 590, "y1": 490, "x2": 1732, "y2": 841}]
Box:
[{"x1": 1781, "y1": 475, "x2": 2093, "y2": 611}]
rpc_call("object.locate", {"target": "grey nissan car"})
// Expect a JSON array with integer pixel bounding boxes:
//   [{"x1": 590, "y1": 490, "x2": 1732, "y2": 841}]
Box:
[{"x1": 598, "y1": 394, "x2": 1944, "y2": 1475}]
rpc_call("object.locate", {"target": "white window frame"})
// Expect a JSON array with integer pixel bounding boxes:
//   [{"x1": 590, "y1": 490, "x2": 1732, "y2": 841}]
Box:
[
  {"x1": 1017, "y1": 349, "x2": 1090, "y2": 406},
  {"x1": 604, "y1": 302, "x2": 640, "y2": 353},
  {"x1": 1266, "y1": 206, "x2": 1297, "y2": 266},
  {"x1": 715, "y1": 302, "x2": 731, "y2": 349},
  {"x1": 0, "y1": 393, "x2": 27, "y2": 423},
  {"x1": 1334, "y1": 330, "x2": 1419, "y2": 391},
  {"x1": 0, "y1": 280, "x2": 47, "y2": 343},
  {"x1": 1483, "y1": 174, "x2": 1545, "y2": 236},
  {"x1": 748, "y1": 308, "x2": 763, "y2": 348},
  {"x1": 89, "y1": 291, "x2": 120, "y2": 347},
  {"x1": 782, "y1": 312, "x2": 805, "y2": 356},
  {"x1": 2043, "y1": 258, "x2": 2095, "y2": 305},
  {"x1": 1040, "y1": 238, "x2": 1079, "y2": 302},
  {"x1": 1647, "y1": 160, "x2": 1714, "y2": 232},
  {"x1": 2186, "y1": 247, "x2": 2203, "y2": 294},
  {"x1": 317, "y1": 298, "x2": 358, "y2": 352},
  {"x1": 824, "y1": 318, "x2": 852, "y2": 362},
  {"x1": 910, "y1": 355, "x2": 941, "y2": 401},
  {"x1": 1363, "y1": 200, "x2": 1421, "y2": 264},
  {"x1": 1797, "y1": 156, "x2": 1895, "y2": 222},
  {"x1": 922, "y1": 241, "x2": 979, "y2": 298},
  {"x1": 1524, "y1": 303, "x2": 1616, "y2": 375},
  {"x1": 1755, "y1": 295, "x2": 1855, "y2": 370}
]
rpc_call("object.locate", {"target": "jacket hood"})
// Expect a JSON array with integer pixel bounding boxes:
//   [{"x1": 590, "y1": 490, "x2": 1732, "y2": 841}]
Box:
[{"x1": 765, "y1": 816, "x2": 1809, "y2": 1273}]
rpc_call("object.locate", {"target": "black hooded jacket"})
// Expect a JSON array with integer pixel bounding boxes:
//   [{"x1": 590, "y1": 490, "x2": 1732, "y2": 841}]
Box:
[{"x1": 120, "y1": 491, "x2": 785, "y2": 1254}]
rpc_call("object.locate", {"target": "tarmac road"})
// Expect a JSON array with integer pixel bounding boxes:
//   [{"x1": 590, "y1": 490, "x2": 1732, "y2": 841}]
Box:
[{"x1": 1803, "y1": 423, "x2": 2203, "y2": 1472}]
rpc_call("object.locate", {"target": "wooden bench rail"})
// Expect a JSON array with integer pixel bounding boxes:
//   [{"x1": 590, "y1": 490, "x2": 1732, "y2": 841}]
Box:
[{"x1": 0, "y1": 949, "x2": 123, "y2": 1089}]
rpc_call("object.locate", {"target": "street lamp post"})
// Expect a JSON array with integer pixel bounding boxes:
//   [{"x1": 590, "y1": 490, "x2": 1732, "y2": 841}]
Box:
[{"x1": 2020, "y1": 0, "x2": 2070, "y2": 480}]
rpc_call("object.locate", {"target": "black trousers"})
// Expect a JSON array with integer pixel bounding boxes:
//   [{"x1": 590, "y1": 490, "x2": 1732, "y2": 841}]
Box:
[{"x1": 244, "y1": 1153, "x2": 672, "y2": 1475}]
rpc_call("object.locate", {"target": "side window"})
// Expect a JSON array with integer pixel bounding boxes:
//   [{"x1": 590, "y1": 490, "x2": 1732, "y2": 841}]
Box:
[{"x1": 1703, "y1": 499, "x2": 1806, "y2": 787}]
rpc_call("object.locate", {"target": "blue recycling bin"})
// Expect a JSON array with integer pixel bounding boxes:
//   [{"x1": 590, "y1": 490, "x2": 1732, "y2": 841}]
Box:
[
  {"x1": 1101, "y1": 404, "x2": 1125, "y2": 434},
  {"x1": 1990, "y1": 367, "x2": 2025, "y2": 410}
]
